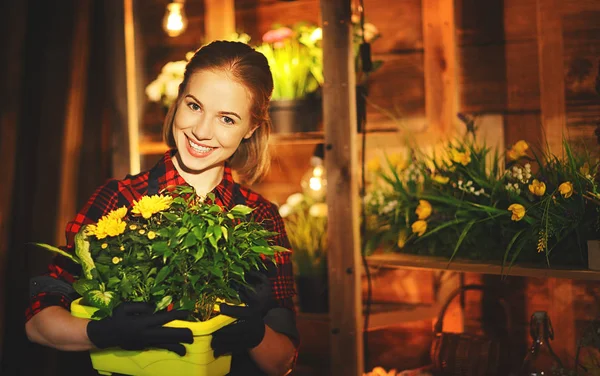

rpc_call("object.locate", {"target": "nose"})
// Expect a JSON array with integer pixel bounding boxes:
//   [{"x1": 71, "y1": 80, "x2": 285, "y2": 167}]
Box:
[{"x1": 191, "y1": 114, "x2": 213, "y2": 140}]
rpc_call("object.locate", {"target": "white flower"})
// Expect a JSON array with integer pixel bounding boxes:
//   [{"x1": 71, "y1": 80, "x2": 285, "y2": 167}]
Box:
[
  {"x1": 164, "y1": 79, "x2": 181, "y2": 102},
  {"x1": 145, "y1": 79, "x2": 163, "y2": 102},
  {"x1": 310, "y1": 27, "x2": 322, "y2": 42},
  {"x1": 286, "y1": 193, "x2": 305, "y2": 208},
  {"x1": 363, "y1": 23, "x2": 379, "y2": 43},
  {"x1": 161, "y1": 60, "x2": 187, "y2": 76},
  {"x1": 279, "y1": 204, "x2": 293, "y2": 218},
  {"x1": 309, "y1": 203, "x2": 328, "y2": 218}
]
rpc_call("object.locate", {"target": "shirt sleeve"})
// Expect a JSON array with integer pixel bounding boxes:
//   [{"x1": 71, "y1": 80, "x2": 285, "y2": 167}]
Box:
[{"x1": 25, "y1": 179, "x2": 122, "y2": 322}]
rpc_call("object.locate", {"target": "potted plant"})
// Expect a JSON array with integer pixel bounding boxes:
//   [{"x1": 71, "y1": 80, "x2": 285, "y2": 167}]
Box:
[
  {"x1": 34, "y1": 185, "x2": 287, "y2": 376},
  {"x1": 364, "y1": 115, "x2": 600, "y2": 270},
  {"x1": 279, "y1": 189, "x2": 328, "y2": 313}
]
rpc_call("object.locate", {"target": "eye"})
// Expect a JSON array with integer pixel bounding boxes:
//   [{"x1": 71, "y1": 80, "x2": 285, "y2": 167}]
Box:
[
  {"x1": 187, "y1": 102, "x2": 201, "y2": 111},
  {"x1": 221, "y1": 116, "x2": 235, "y2": 125}
]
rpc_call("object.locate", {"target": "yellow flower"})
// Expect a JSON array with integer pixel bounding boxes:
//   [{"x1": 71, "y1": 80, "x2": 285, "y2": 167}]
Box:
[
  {"x1": 508, "y1": 204, "x2": 526, "y2": 221},
  {"x1": 120, "y1": 245, "x2": 125, "y2": 251},
  {"x1": 309, "y1": 203, "x2": 328, "y2": 218},
  {"x1": 367, "y1": 158, "x2": 381, "y2": 172},
  {"x1": 101, "y1": 243, "x2": 108, "y2": 249},
  {"x1": 112, "y1": 256, "x2": 120, "y2": 264},
  {"x1": 411, "y1": 220, "x2": 427, "y2": 237},
  {"x1": 147, "y1": 231, "x2": 157, "y2": 240},
  {"x1": 92, "y1": 216, "x2": 126, "y2": 239},
  {"x1": 131, "y1": 195, "x2": 173, "y2": 219},
  {"x1": 129, "y1": 224, "x2": 137, "y2": 230},
  {"x1": 507, "y1": 140, "x2": 529, "y2": 160},
  {"x1": 432, "y1": 174, "x2": 449, "y2": 184},
  {"x1": 139, "y1": 229, "x2": 146, "y2": 235},
  {"x1": 415, "y1": 200, "x2": 432, "y2": 220},
  {"x1": 450, "y1": 148, "x2": 471, "y2": 166},
  {"x1": 558, "y1": 182, "x2": 573, "y2": 198},
  {"x1": 528, "y1": 179, "x2": 546, "y2": 196},
  {"x1": 387, "y1": 153, "x2": 408, "y2": 170},
  {"x1": 107, "y1": 206, "x2": 128, "y2": 220},
  {"x1": 580, "y1": 163, "x2": 590, "y2": 176},
  {"x1": 397, "y1": 230, "x2": 408, "y2": 249}
]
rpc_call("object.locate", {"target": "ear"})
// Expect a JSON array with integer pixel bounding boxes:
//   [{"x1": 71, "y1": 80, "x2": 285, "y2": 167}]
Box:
[{"x1": 243, "y1": 124, "x2": 259, "y2": 140}]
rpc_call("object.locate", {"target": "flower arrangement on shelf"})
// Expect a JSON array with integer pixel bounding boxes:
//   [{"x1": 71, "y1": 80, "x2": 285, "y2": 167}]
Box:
[
  {"x1": 34, "y1": 186, "x2": 286, "y2": 321},
  {"x1": 364, "y1": 115, "x2": 600, "y2": 269},
  {"x1": 145, "y1": 52, "x2": 193, "y2": 109}
]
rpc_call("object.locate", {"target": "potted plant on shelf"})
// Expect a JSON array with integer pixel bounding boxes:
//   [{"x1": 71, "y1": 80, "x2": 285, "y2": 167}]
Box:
[
  {"x1": 278, "y1": 150, "x2": 329, "y2": 313},
  {"x1": 34, "y1": 185, "x2": 287, "y2": 376},
  {"x1": 364, "y1": 115, "x2": 600, "y2": 270}
]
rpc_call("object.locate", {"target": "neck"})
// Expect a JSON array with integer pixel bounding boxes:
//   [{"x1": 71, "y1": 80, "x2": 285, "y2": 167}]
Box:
[{"x1": 172, "y1": 152, "x2": 224, "y2": 196}]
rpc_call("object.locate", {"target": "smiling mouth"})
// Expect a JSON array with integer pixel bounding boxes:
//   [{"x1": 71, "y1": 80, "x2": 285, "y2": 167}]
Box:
[{"x1": 187, "y1": 137, "x2": 215, "y2": 154}]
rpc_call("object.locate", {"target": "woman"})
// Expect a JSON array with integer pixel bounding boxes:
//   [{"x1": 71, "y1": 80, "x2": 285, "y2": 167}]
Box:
[{"x1": 25, "y1": 41, "x2": 298, "y2": 376}]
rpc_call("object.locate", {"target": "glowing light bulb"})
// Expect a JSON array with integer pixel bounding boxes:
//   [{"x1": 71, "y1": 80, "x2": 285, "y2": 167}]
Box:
[
  {"x1": 163, "y1": 1, "x2": 188, "y2": 38},
  {"x1": 301, "y1": 157, "x2": 327, "y2": 201}
]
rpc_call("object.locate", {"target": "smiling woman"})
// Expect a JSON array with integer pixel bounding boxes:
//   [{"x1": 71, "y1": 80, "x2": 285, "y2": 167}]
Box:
[{"x1": 25, "y1": 41, "x2": 299, "y2": 376}]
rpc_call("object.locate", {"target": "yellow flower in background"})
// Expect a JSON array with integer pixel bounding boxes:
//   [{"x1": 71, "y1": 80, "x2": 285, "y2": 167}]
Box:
[
  {"x1": 386, "y1": 153, "x2": 408, "y2": 170},
  {"x1": 450, "y1": 148, "x2": 471, "y2": 166},
  {"x1": 415, "y1": 200, "x2": 432, "y2": 220},
  {"x1": 367, "y1": 158, "x2": 381, "y2": 172},
  {"x1": 432, "y1": 174, "x2": 450, "y2": 184},
  {"x1": 112, "y1": 257, "x2": 121, "y2": 264},
  {"x1": 107, "y1": 206, "x2": 128, "y2": 220},
  {"x1": 132, "y1": 195, "x2": 173, "y2": 219},
  {"x1": 309, "y1": 203, "x2": 328, "y2": 218},
  {"x1": 528, "y1": 179, "x2": 546, "y2": 196},
  {"x1": 397, "y1": 230, "x2": 408, "y2": 249},
  {"x1": 558, "y1": 182, "x2": 574, "y2": 198},
  {"x1": 147, "y1": 231, "x2": 157, "y2": 240},
  {"x1": 508, "y1": 204, "x2": 526, "y2": 221},
  {"x1": 411, "y1": 220, "x2": 427, "y2": 237},
  {"x1": 129, "y1": 224, "x2": 138, "y2": 230},
  {"x1": 507, "y1": 140, "x2": 529, "y2": 160},
  {"x1": 101, "y1": 243, "x2": 108, "y2": 249}
]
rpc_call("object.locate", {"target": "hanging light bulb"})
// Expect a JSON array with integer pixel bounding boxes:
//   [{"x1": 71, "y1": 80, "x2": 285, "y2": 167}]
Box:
[
  {"x1": 162, "y1": 0, "x2": 188, "y2": 38},
  {"x1": 301, "y1": 144, "x2": 327, "y2": 202}
]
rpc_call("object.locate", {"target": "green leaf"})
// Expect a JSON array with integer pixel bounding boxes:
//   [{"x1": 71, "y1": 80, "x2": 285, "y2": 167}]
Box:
[
  {"x1": 152, "y1": 241, "x2": 169, "y2": 253},
  {"x1": 155, "y1": 265, "x2": 171, "y2": 286},
  {"x1": 74, "y1": 231, "x2": 96, "y2": 280},
  {"x1": 73, "y1": 279, "x2": 99, "y2": 296},
  {"x1": 176, "y1": 227, "x2": 189, "y2": 237},
  {"x1": 447, "y1": 220, "x2": 476, "y2": 265},
  {"x1": 194, "y1": 246, "x2": 205, "y2": 261},
  {"x1": 271, "y1": 245, "x2": 290, "y2": 253},
  {"x1": 155, "y1": 295, "x2": 173, "y2": 312},
  {"x1": 162, "y1": 212, "x2": 179, "y2": 222},
  {"x1": 251, "y1": 246, "x2": 272, "y2": 254},
  {"x1": 183, "y1": 232, "x2": 197, "y2": 248},
  {"x1": 221, "y1": 226, "x2": 229, "y2": 241},
  {"x1": 230, "y1": 205, "x2": 254, "y2": 216},
  {"x1": 30, "y1": 243, "x2": 80, "y2": 265},
  {"x1": 84, "y1": 290, "x2": 116, "y2": 311}
]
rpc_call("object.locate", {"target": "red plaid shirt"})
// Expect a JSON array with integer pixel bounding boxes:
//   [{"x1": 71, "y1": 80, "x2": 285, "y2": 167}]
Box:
[{"x1": 25, "y1": 150, "x2": 296, "y2": 321}]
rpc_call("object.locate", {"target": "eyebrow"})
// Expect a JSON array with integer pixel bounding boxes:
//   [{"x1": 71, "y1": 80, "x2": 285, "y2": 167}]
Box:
[{"x1": 185, "y1": 94, "x2": 242, "y2": 121}]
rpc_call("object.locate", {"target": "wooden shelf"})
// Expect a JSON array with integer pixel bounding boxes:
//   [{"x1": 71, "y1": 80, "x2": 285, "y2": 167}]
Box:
[
  {"x1": 296, "y1": 301, "x2": 439, "y2": 331},
  {"x1": 367, "y1": 253, "x2": 600, "y2": 281},
  {"x1": 137, "y1": 126, "x2": 399, "y2": 155}
]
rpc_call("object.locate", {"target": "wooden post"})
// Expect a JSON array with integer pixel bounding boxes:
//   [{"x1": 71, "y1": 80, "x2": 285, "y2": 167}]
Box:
[
  {"x1": 536, "y1": 0, "x2": 567, "y2": 155},
  {"x1": 54, "y1": 0, "x2": 92, "y2": 245},
  {"x1": 0, "y1": 0, "x2": 27, "y2": 362},
  {"x1": 204, "y1": 0, "x2": 235, "y2": 42},
  {"x1": 124, "y1": 0, "x2": 141, "y2": 175},
  {"x1": 422, "y1": 0, "x2": 458, "y2": 138},
  {"x1": 320, "y1": 1, "x2": 363, "y2": 375}
]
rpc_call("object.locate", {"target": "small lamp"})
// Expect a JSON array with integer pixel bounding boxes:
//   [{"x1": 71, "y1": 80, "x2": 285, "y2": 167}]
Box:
[
  {"x1": 163, "y1": 0, "x2": 188, "y2": 37},
  {"x1": 300, "y1": 144, "x2": 327, "y2": 202}
]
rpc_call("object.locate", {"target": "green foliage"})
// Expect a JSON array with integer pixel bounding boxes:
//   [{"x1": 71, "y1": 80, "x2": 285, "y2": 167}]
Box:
[
  {"x1": 364, "y1": 115, "x2": 600, "y2": 269},
  {"x1": 35, "y1": 186, "x2": 286, "y2": 321}
]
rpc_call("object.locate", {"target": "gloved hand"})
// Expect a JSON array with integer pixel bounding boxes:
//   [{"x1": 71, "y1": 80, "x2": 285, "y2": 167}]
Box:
[
  {"x1": 211, "y1": 270, "x2": 276, "y2": 357},
  {"x1": 87, "y1": 302, "x2": 194, "y2": 356}
]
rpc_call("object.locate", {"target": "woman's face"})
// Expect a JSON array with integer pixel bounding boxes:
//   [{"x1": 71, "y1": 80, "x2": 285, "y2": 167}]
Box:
[{"x1": 173, "y1": 69, "x2": 256, "y2": 174}]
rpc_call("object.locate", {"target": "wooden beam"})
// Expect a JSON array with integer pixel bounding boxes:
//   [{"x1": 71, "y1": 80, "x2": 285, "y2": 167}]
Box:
[
  {"x1": 204, "y1": 0, "x2": 235, "y2": 42},
  {"x1": 536, "y1": 0, "x2": 567, "y2": 155},
  {"x1": 54, "y1": 0, "x2": 92, "y2": 245},
  {"x1": 0, "y1": 0, "x2": 27, "y2": 362},
  {"x1": 422, "y1": 0, "x2": 458, "y2": 138},
  {"x1": 124, "y1": 0, "x2": 140, "y2": 175},
  {"x1": 320, "y1": 1, "x2": 363, "y2": 375}
]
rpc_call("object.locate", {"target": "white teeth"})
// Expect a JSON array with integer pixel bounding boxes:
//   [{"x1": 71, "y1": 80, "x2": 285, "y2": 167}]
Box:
[{"x1": 188, "y1": 139, "x2": 213, "y2": 153}]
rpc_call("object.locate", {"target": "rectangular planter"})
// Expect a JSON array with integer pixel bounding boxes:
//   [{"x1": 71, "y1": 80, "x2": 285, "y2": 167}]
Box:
[
  {"x1": 71, "y1": 298, "x2": 236, "y2": 376},
  {"x1": 588, "y1": 240, "x2": 600, "y2": 271}
]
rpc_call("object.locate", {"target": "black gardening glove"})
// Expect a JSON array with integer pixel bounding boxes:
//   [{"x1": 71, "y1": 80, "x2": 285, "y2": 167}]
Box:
[
  {"x1": 87, "y1": 302, "x2": 194, "y2": 356},
  {"x1": 211, "y1": 270, "x2": 277, "y2": 357}
]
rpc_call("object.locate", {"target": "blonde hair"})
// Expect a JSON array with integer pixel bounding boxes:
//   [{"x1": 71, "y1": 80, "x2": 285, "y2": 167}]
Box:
[{"x1": 162, "y1": 41, "x2": 273, "y2": 184}]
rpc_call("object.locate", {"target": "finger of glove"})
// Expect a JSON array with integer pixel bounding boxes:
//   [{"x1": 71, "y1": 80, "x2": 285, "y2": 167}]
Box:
[
  {"x1": 153, "y1": 343, "x2": 187, "y2": 357},
  {"x1": 219, "y1": 303, "x2": 254, "y2": 318},
  {"x1": 211, "y1": 335, "x2": 240, "y2": 357},
  {"x1": 139, "y1": 309, "x2": 191, "y2": 327},
  {"x1": 116, "y1": 302, "x2": 155, "y2": 316},
  {"x1": 245, "y1": 270, "x2": 269, "y2": 286},
  {"x1": 142, "y1": 327, "x2": 194, "y2": 345}
]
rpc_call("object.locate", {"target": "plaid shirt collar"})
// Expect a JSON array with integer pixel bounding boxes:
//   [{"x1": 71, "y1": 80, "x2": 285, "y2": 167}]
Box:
[{"x1": 162, "y1": 149, "x2": 237, "y2": 208}]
